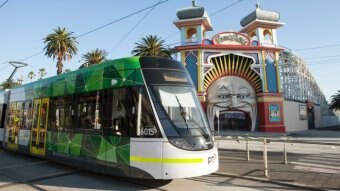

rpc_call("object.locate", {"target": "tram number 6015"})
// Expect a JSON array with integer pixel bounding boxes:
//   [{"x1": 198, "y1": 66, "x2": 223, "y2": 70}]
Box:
[{"x1": 141, "y1": 126, "x2": 157, "y2": 137}]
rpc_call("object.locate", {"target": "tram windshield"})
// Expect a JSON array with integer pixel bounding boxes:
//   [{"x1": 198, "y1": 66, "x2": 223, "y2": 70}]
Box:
[
  {"x1": 140, "y1": 57, "x2": 213, "y2": 150},
  {"x1": 152, "y1": 85, "x2": 211, "y2": 139}
]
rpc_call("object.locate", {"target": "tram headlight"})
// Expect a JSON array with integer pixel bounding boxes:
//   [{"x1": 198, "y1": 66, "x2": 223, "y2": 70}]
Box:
[{"x1": 168, "y1": 138, "x2": 194, "y2": 151}]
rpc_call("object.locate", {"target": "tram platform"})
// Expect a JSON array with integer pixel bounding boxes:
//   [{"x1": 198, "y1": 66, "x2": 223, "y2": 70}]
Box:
[{"x1": 215, "y1": 129, "x2": 340, "y2": 190}]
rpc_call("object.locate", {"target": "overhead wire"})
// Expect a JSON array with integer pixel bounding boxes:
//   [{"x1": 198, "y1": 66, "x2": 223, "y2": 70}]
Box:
[
  {"x1": 0, "y1": 0, "x2": 9, "y2": 9},
  {"x1": 303, "y1": 55, "x2": 340, "y2": 60},
  {"x1": 164, "y1": 0, "x2": 247, "y2": 45},
  {"x1": 17, "y1": 0, "x2": 169, "y2": 62},
  {"x1": 210, "y1": 0, "x2": 246, "y2": 17},
  {"x1": 109, "y1": 0, "x2": 164, "y2": 56},
  {"x1": 0, "y1": 65, "x2": 10, "y2": 71},
  {"x1": 294, "y1": 44, "x2": 340, "y2": 51},
  {"x1": 76, "y1": 0, "x2": 168, "y2": 39}
]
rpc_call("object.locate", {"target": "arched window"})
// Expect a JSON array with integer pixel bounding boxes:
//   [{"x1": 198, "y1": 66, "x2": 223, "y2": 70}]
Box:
[
  {"x1": 250, "y1": 32, "x2": 258, "y2": 46},
  {"x1": 263, "y1": 29, "x2": 273, "y2": 44},
  {"x1": 250, "y1": 32, "x2": 257, "y2": 41},
  {"x1": 186, "y1": 27, "x2": 197, "y2": 42}
]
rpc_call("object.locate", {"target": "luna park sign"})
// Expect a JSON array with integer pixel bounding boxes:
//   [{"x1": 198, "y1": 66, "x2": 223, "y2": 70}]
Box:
[{"x1": 212, "y1": 32, "x2": 250, "y2": 46}]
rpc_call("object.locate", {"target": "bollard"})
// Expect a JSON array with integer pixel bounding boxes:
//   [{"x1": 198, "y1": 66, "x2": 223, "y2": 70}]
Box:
[
  {"x1": 283, "y1": 134, "x2": 288, "y2": 164},
  {"x1": 246, "y1": 134, "x2": 250, "y2": 161},
  {"x1": 263, "y1": 138, "x2": 269, "y2": 177}
]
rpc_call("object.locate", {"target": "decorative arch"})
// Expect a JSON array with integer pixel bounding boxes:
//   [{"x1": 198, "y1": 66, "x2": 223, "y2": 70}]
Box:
[
  {"x1": 185, "y1": 51, "x2": 198, "y2": 89},
  {"x1": 263, "y1": 29, "x2": 273, "y2": 44},
  {"x1": 204, "y1": 53, "x2": 262, "y2": 93},
  {"x1": 265, "y1": 54, "x2": 278, "y2": 92},
  {"x1": 250, "y1": 31, "x2": 257, "y2": 40},
  {"x1": 186, "y1": 27, "x2": 197, "y2": 42},
  {"x1": 263, "y1": 29, "x2": 272, "y2": 38}
]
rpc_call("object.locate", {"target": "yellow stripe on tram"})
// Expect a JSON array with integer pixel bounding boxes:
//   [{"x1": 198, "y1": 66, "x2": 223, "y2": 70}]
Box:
[{"x1": 130, "y1": 156, "x2": 204, "y2": 164}]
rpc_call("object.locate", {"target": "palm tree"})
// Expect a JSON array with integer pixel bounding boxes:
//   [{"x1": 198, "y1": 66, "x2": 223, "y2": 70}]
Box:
[
  {"x1": 17, "y1": 77, "x2": 24, "y2": 85},
  {"x1": 38, "y1": 68, "x2": 47, "y2": 79},
  {"x1": 43, "y1": 27, "x2": 78, "y2": 75},
  {"x1": 28, "y1": 71, "x2": 36, "y2": 81},
  {"x1": 329, "y1": 90, "x2": 340, "y2": 111},
  {"x1": 64, "y1": 69, "x2": 72, "y2": 73},
  {"x1": 131, "y1": 35, "x2": 171, "y2": 58},
  {"x1": 80, "y1": 48, "x2": 108, "y2": 68}
]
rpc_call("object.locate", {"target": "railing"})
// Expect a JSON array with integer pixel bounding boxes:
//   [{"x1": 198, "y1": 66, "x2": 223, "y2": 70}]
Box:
[{"x1": 214, "y1": 134, "x2": 293, "y2": 177}]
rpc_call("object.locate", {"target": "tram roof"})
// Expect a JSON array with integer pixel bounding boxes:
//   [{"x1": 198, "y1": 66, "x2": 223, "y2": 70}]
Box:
[{"x1": 9, "y1": 57, "x2": 145, "y2": 101}]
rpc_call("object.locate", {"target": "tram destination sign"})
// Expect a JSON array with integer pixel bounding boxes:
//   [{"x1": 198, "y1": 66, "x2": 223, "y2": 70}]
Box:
[{"x1": 212, "y1": 32, "x2": 250, "y2": 46}]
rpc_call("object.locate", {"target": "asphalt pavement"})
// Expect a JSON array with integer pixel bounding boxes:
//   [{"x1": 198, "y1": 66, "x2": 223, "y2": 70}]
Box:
[{"x1": 215, "y1": 128, "x2": 340, "y2": 191}]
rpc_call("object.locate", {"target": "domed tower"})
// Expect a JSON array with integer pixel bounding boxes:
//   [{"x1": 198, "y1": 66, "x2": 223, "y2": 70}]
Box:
[
  {"x1": 173, "y1": 0, "x2": 213, "y2": 97},
  {"x1": 173, "y1": 0, "x2": 213, "y2": 46},
  {"x1": 240, "y1": 3, "x2": 286, "y2": 132},
  {"x1": 240, "y1": 3, "x2": 284, "y2": 47}
]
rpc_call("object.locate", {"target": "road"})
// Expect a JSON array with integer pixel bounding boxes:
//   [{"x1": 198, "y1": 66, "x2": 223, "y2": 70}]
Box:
[{"x1": 1, "y1": 147, "x2": 337, "y2": 191}]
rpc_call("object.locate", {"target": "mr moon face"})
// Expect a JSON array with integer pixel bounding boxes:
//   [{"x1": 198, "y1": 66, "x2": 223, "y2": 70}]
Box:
[{"x1": 206, "y1": 76, "x2": 257, "y2": 131}]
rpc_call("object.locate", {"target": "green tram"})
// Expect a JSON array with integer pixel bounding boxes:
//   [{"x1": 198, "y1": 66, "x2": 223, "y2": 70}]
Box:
[{"x1": 0, "y1": 57, "x2": 218, "y2": 179}]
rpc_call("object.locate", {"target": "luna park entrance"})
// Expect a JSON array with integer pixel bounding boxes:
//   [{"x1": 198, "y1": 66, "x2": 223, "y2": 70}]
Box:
[{"x1": 215, "y1": 110, "x2": 251, "y2": 131}]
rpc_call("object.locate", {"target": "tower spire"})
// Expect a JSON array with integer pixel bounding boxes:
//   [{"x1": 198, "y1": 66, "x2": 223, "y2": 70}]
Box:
[
  {"x1": 256, "y1": 0, "x2": 260, "y2": 9},
  {"x1": 192, "y1": 0, "x2": 196, "y2": 7}
]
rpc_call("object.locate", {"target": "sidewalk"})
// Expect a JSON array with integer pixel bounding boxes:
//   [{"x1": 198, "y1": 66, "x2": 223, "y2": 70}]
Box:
[{"x1": 215, "y1": 129, "x2": 340, "y2": 191}]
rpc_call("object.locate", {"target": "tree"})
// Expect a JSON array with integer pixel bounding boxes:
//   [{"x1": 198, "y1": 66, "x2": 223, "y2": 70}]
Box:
[
  {"x1": 43, "y1": 27, "x2": 78, "y2": 75},
  {"x1": 28, "y1": 71, "x2": 36, "y2": 81},
  {"x1": 131, "y1": 35, "x2": 171, "y2": 58},
  {"x1": 64, "y1": 69, "x2": 72, "y2": 73},
  {"x1": 329, "y1": 90, "x2": 340, "y2": 111},
  {"x1": 38, "y1": 68, "x2": 47, "y2": 79},
  {"x1": 0, "y1": 80, "x2": 20, "y2": 89},
  {"x1": 80, "y1": 48, "x2": 108, "y2": 68},
  {"x1": 17, "y1": 78, "x2": 24, "y2": 85}
]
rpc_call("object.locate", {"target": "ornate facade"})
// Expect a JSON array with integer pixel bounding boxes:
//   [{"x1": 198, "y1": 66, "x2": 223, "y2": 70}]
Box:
[{"x1": 174, "y1": 2, "x2": 286, "y2": 132}]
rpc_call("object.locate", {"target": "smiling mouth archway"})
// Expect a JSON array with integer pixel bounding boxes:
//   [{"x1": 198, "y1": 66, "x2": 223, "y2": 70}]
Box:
[{"x1": 206, "y1": 76, "x2": 257, "y2": 132}]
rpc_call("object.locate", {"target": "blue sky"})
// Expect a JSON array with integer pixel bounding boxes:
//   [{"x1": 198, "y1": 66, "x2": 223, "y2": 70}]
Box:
[{"x1": 1, "y1": 0, "x2": 339, "y2": 101}]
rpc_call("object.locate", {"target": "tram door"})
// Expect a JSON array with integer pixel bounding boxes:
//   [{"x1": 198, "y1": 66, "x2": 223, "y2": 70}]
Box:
[
  {"x1": 30, "y1": 98, "x2": 49, "y2": 156},
  {"x1": 7, "y1": 102, "x2": 19, "y2": 150}
]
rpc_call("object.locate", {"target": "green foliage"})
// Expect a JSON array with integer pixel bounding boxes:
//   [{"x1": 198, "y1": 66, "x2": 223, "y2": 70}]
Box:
[
  {"x1": 80, "y1": 48, "x2": 108, "y2": 68},
  {"x1": 43, "y1": 27, "x2": 78, "y2": 75},
  {"x1": 0, "y1": 80, "x2": 21, "y2": 89},
  {"x1": 38, "y1": 68, "x2": 47, "y2": 79},
  {"x1": 28, "y1": 71, "x2": 36, "y2": 80},
  {"x1": 329, "y1": 90, "x2": 340, "y2": 111},
  {"x1": 131, "y1": 35, "x2": 171, "y2": 58},
  {"x1": 64, "y1": 69, "x2": 72, "y2": 73}
]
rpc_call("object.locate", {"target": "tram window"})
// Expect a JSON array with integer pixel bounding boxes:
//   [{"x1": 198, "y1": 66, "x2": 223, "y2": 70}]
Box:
[
  {"x1": 77, "y1": 91, "x2": 102, "y2": 131},
  {"x1": 100, "y1": 89, "x2": 113, "y2": 132},
  {"x1": 48, "y1": 98, "x2": 57, "y2": 131},
  {"x1": 14, "y1": 102, "x2": 22, "y2": 129},
  {"x1": 40, "y1": 102, "x2": 48, "y2": 129},
  {"x1": 32, "y1": 102, "x2": 40, "y2": 129},
  {"x1": 137, "y1": 87, "x2": 160, "y2": 138},
  {"x1": 8, "y1": 103, "x2": 16, "y2": 129},
  {"x1": 106, "y1": 87, "x2": 137, "y2": 136},
  {"x1": 16, "y1": 102, "x2": 24, "y2": 130},
  {"x1": 49, "y1": 96, "x2": 75, "y2": 131},
  {"x1": 22, "y1": 101, "x2": 33, "y2": 130},
  {"x1": 108, "y1": 88, "x2": 135, "y2": 136}
]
